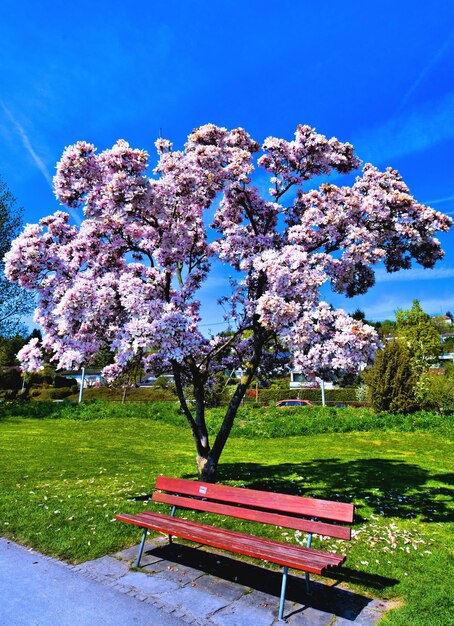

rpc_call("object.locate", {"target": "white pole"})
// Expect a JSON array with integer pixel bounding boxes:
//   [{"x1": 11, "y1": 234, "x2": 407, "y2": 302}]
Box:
[
  {"x1": 321, "y1": 379, "x2": 326, "y2": 406},
  {"x1": 78, "y1": 367, "x2": 86, "y2": 403}
]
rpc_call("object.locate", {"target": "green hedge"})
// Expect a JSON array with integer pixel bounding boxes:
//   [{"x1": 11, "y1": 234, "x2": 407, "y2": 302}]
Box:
[
  {"x1": 37, "y1": 386, "x2": 76, "y2": 400},
  {"x1": 68, "y1": 387, "x2": 178, "y2": 402},
  {"x1": 243, "y1": 387, "x2": 358, "y2": 405}
]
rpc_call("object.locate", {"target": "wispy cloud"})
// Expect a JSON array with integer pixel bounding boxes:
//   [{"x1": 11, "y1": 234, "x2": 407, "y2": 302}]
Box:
[
  {"x1": 375, "y1": 267, "x2": 454, "y2": 284},
  {"x1": 354, "y1": 91, "x2": 454, "y2": 165},
  {"x1": 423, "y1": 195, "x2": 454, "y2": 214},
  {"x1": 0, "y1": 101, "x2": 53, "y2": 189},
  {"x1": 396, "y1": 33, "x2": 454, "y2": 114},
  {"x1": 0, "y1": 101, "x2": 85, "y2": 225},
  {"x1": 425, "y1": 195, "x2": 454, "y2": 205}
]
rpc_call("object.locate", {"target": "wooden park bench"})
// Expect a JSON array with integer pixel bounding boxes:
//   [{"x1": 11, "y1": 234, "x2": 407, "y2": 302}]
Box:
[{"x1": 116, "y1": 475, "x2": 354, "y2": 621}]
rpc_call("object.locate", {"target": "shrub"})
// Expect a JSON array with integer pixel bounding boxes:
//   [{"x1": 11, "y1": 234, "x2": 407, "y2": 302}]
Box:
[
  {"x1": 355, "y1": 383, "x2": 369, "y2": 402},
  {"x1": 365, "y1": 340, "x2": 418, "y2": 413},
  {"x1": 38, "y1": 387, "x2": 75, "y2": 400},
  {"x1": 417, "y1": 370, "x2": 454, "y2": 413}
]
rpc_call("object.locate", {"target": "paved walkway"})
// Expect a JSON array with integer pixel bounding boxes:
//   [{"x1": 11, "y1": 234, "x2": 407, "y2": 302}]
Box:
[
  {"x1": 0, "y1": 537, "x2": 392, "y2": 625},
  {"x1": 0, "y1": 538, "x2": 185, "y2": 626}
]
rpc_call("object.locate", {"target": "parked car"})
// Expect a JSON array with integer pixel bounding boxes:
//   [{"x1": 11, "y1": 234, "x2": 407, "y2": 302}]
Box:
[{"x1": 275, "y1": 399, "x2": 313, "y2": 407}]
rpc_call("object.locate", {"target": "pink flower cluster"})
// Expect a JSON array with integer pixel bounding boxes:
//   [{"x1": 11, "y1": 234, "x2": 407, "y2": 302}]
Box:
[
  {"x1": 4, "y1": 123, "x2": 451, "y2": 382},
  {"x1": 16, "y1": 338, "x2": 44, "y2": 373},
  {"x1": 285, "y1": 303, "x2": 380, "y2": 381},
  {"x1": 259, "y1": 124, "x2": 361, "y2": 198}
]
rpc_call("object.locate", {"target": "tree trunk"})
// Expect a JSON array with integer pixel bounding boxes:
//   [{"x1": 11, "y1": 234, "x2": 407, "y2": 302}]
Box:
[
  {"x1": 197, "y1": 453, "x2": 218, "y2": 483},
  {"x1": 197, "y1": 365, "x2": 257, "y2": 482},
  {"x1": 171, "y1": 326, "x2": 265, "y2": 482}
]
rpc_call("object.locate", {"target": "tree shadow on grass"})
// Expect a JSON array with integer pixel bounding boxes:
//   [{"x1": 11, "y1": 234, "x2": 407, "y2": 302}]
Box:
[
  {"x1": 143, "y1": 542, "x2": 393, "y2": 621},
  {"x1": 183, "y1": 458, "x2": 452, "y2": 523}
]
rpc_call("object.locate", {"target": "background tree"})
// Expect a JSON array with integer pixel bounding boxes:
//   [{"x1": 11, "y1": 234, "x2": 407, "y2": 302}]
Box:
[
  {"x1": 5, "y1": 124, "x2": 451, "y2": 480},
  {"x1": 365, "y1": 340, "x2": 418, "y2": 413},
  {"x1": 396, "y1": 300, "x2": 442, "y2": 375},
  {"x1": 0, "y1": 334, "x2": 27, "y2": 368},
  {"x1": 375, "y1": 319, "x2": 397, "y2": 340},
  {"x1": 351, "y1": 308, "x2": 366, "y2": 322},
  {"x1": 0, "y1": 177, "x2": 34, "y2": 337}
]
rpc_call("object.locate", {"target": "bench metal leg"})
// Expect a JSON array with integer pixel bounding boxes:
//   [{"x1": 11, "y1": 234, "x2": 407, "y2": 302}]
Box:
[
  {"x1": 135, "y1": 528, "x2": 148, "y2": 568},
  {"x1": 278, "y1": 566, "x2": 288, "y2": 622},
  {"x1": 169, "y1": 505, "x2": 176, "y2": 544},
  {"x1": 305, "y1": 531, "x2": 312, "y2": 595}
]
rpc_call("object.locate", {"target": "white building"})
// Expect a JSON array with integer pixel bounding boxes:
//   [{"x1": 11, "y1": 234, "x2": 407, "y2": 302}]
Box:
[{"x1": 289, "y1": 370, "x2": 335, "y2": 390}]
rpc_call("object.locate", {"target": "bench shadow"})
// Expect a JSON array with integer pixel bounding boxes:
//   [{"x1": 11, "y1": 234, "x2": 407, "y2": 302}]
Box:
[
  {"x1": 141, "y1": 542, "x2": 394, "y2": 621},
  {"x1": 182, "y1": 458, "x2": 452, "y2": 523}
]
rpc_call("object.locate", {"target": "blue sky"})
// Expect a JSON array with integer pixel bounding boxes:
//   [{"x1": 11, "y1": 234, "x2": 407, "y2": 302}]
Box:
[{"x1": 1, "y1": 0, "x2": 453, "y2": 329}]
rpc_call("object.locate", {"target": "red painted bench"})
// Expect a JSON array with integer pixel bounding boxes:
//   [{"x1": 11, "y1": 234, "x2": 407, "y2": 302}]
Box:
[{"x1": 116, "y1": 475, "x2": 354, "y2": 621}]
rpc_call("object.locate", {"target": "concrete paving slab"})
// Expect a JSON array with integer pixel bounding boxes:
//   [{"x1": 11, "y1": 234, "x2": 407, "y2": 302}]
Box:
[
  {"x1": 74, "y1": 555, "x2": 130, "y2": 579},
  {"x1": 344, "y1": 609, "x2": 383, "y2": 626},
  {"x1": 285, "y1": 605, "x2": 335, "y2": 625},
  {"x1": 159, "y1": 584, "x2": 231, "y2": 620},
  {"x1": 193, "y1": 575, "x2": 248, "y2": 602},
  {"x1": 211, "y1": 595, "x2": 276, "y2": 626},
  {"x1": 152, "y1": 563, "x2": 206, "y2": 585},
  {"x1": 120, "y1": 570, "x2": 182, "y2": 594}
]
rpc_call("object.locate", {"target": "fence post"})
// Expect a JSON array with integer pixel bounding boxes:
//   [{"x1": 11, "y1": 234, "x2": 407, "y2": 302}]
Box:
[
  {"x1": 321, "y1": 379, "x2": 326, "y2": 406},
  {"x1": 78, "y1": 367, "x2": 86, "y2": 403}
]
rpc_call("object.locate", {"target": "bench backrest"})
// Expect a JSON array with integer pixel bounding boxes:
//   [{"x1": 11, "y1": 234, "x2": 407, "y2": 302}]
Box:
[{"x1": 153, "y1": 476, "x2": 354, "y2": 540}]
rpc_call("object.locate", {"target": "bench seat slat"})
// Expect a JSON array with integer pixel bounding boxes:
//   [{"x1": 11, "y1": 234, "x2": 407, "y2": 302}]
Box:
[
  {"x1": 152, "y1": 492, "x2": 351, "y2": 540},
  {"x1": 155, "y1": 476, "x2": 354, "y2": 523},
  {"x1": 139, "y1": 511, "x2": 342, "y2": 566},
  {"x1": 115, "y1": 511, "x2": 346, "y2": 575}
]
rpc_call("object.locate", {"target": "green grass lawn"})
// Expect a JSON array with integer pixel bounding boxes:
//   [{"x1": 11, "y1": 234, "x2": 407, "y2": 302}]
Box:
[{"x1": 0, "y1": 408, "x2": 452, "y2": 625}]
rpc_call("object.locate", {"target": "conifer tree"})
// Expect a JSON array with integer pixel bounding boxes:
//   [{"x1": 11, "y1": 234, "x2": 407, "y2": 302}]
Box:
[{"x1": 365, "y1": 340, "x2": 418, "y2": 413}]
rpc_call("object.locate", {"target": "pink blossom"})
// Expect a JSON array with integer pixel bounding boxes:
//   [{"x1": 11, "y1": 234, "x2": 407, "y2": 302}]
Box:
[
  {"x1": 4, "y1": 123, "x2": 451, "y2": 386},
  {"x1": 17, "y1": 338, "x2": 44, "y2": 373}
]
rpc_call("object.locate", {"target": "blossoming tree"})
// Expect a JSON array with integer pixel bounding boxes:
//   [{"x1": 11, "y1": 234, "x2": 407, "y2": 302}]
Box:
[{"x1": 5, "y1": 124, "x2": 451, "y2": 480}]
